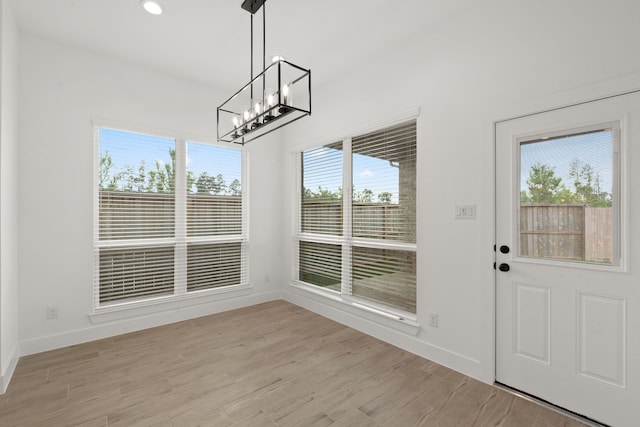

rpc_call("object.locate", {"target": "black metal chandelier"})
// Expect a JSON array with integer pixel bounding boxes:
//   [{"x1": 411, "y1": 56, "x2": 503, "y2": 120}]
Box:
[{"x1": 217, "y1": 0, "x2": 311, "y2": 145}]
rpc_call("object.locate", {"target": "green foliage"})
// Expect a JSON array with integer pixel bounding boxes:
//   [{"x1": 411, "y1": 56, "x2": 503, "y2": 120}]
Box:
[
  {"x1": 303, "y1": 185, "x2": 394, "y2": 204},
  {"x1": 377, "y1": 191, "x2": 393, "y2": 204},
  {"x1": 521, "y1": 159, "x2": 612, "y2": 207},
  {"x1": 194, "y1": 171, "x2": 226, "y2": 195},
  {"x1": 526, "y1": 163, "x2": 562, "y2": 203},
  {"x1": 303, "y1": 186, "x2": 342, "y2": 200},
  {"x1": 147, "y1": 148, "x2": 176, "y2": 193},
  {"x1": 569, "y1": 159, "x2": 611, "y2": 207},
  {"x1": 354, "y1": 188, "x2": 374, "y2": 203},
  {"x1": 99, "y1": 149, "x2": 240, "y2": 196},
  {"x1": 228, "y1": 179, "x2": 242, "y2": 196}
]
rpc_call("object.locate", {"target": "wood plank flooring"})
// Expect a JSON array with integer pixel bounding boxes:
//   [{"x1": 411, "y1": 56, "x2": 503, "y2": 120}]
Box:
[{"x1": 0, "y1": 300, "x2": 588, "y2": 426}]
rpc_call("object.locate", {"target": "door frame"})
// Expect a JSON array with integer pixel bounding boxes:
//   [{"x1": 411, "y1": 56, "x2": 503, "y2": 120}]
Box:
[{"x1": 482, "y1": 79, "x2": 640, "y2": 386}]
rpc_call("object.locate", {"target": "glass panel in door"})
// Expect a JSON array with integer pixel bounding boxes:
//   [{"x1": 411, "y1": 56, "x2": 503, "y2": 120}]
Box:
[{"x1": 518, "y1": 125, "x2": 617, "y2": 265}]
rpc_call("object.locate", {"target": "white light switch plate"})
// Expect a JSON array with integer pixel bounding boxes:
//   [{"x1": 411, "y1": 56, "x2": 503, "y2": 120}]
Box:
[{"x1": 454, "y1": 204, "x2": 476, "y2": 219}]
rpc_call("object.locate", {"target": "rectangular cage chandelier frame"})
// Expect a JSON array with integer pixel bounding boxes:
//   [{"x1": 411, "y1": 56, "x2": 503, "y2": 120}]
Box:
[{"x1": 217, "y1": 0, "x2": 311, "y2": 145}]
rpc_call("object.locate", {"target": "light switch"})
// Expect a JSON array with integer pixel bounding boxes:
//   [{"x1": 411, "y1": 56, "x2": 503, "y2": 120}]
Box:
[{"x1": 454, "y1": 204, "x2": 476, "y2": 219}]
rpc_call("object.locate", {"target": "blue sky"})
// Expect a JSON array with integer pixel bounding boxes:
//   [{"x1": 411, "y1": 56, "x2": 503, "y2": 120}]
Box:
[
  {"x1": 303, "y1": 144, "x2": 400, "y2": 203},
  {"x1": 99, "y1": 128, "x2": 242, "y2": 188},
  {"x1": 520, "y1": 129, "x2": 612, "y2": 194}
]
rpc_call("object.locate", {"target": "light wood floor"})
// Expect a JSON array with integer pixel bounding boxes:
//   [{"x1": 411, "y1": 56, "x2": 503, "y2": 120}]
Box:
[{"x1": 0, "y1": 300, "x2": 589, "y2": 427}]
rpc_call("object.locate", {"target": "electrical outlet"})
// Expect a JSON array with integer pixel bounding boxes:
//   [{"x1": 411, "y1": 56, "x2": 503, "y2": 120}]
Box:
[
  {"x1": 46, "y1": 306, "x2": 59, "y2": 320},
  {"x1": 428, "y1": 312, "x2": 438, "y2": 328}
]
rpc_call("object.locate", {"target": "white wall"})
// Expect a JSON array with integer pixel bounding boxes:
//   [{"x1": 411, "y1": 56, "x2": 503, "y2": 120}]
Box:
[
  {"x1": 12, "y1": 0, "x2": 640, "y2": 389},
  {"x1": 0, "y1": 0, "x2": 20, "y2": 392},
  {"x1": 282, "y1": 0, "x2": 640, "y2": 382},
  {"x1": 17, "y1": 34, "x2": 283, "y2": 355}
]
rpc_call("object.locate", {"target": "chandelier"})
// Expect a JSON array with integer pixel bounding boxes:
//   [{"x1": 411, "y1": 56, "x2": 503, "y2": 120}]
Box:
[{"x1": 217, "y1": 0, "x2": 312, "y2": 145}]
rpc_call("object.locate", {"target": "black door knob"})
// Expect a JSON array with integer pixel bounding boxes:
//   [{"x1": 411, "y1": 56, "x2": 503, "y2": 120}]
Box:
[
  {"x1": 498, "y1": 263, "x2": 510, "y2": 272},
  {"x1": 500, "y1": 245, "x2": 510, "y2": 254}
]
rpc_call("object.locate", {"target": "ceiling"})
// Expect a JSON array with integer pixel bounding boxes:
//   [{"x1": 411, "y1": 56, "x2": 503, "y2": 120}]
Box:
[{"x1": 11, "y1": 0, "x2": 475, "y2": 91}]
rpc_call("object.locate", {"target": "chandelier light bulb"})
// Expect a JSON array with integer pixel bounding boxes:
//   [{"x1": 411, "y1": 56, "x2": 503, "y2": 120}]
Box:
[
  {"x1": 282, "y1": 84, "x2": 290, "y2": 106},
  {"x1": 254, "y1": 101, "x2": 262, "y2": 114},
  {"x1": 232, "y1": 116, "x2": 239, "y2": 129},
  {"x1": 267, "y1": 93, "x2": 275, "y2": 107},
  {"x1": 243, "y1": 109, "x2": 250, "y2": 122}
]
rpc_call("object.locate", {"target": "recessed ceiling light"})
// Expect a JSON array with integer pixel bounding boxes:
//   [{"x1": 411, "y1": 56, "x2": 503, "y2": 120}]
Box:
[{"x1": 140, "y1": 0, "x2": 163, "y2": 15}]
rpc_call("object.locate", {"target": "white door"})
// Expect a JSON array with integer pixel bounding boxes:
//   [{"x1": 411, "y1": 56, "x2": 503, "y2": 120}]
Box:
[{"x1": 496, "y1": 91, "x2": 640, "y2": 426}]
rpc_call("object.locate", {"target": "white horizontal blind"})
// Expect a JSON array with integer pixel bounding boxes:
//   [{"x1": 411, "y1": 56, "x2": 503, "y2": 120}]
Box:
[
  {"x1": 296, "y1": 118, "x2": 417, "y2": 315},
  {"x1": 352, "y1": 246, "x2": 416, "y2": 313},
  {"x1": 298, "y1": 141, "x2": 344, "y2": 290},
  {"x1": 298, "y1": 241, "x2": 342, "y2": 291},
  {"x1": 98, "y1": 128, "x2": 176, "y2": 240},
  {"x1": 352, "y1": 120, "x2": 416, "y2": 243},
  {"x1": 351, "y1": 120, "x2": 417, "y2": 313},
  {"x1": 98, "y1": 245, "x2": 175, "y2": 303},
  {"x1": 187, "y1": 242, "x2": 244, "y2": 292},
  {"x1": 184, "y1": 142, "x2": 246, "y2": 293},
  {"x1": 95, "y1": 127, "x2": 247, "y2": 307},
  {"x1": 301, "y1": 141, "x2": 343, "y2": 236},
  {"x1": 186, "y1": 143, "x2": 242, "y2": 237}
]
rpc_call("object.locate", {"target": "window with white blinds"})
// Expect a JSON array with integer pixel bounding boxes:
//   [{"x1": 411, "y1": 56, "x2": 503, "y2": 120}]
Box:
[
  {"x1": 352, "y1": 121, "x2": 416, "y2": 243},
  {"x1": 297, "y1": 119, "x2": 417, "y2": 314},
  {"x1": 95, "y1": 127, "x2": 247, "y2": 309},
  {"x1": 298, "y1": 241, "x2": 342, "y2": 292},
  {"x1": 301, "y1": 142, "x2": 343, "y2": 236}
]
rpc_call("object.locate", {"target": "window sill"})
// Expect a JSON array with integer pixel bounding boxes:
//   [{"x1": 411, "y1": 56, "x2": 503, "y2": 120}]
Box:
[
  {"x1": 289, "y1": 281, "x2": 420, "y2": 336},
  {"x1": 89, "y1": 284, "x2": 252, "y2": 324}
]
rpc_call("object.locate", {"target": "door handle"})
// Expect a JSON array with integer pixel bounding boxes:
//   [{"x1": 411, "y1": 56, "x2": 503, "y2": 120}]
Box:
[
  {"x1": 498, "y1": 263, "x2": 510, "y2": 272},
  {"x1": 500, "y1": 245, "x2": 510, "y2": 254}
]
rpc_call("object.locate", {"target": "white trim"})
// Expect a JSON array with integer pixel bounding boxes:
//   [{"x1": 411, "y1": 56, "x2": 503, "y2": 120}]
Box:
[
  {"x1": 92, "y1": 283, "x2": 253, "y2": 317},
  {"x1": 290, "y1": 282, "x2": 418, "y2": 332},
  {"x1": 174, "y1": 138, "x2": 188, "y2": 296},
  {"x1": 91, "y1": 118, "x2": 232, "y2": 149},
  {"x1": 0, "y1": 344, "x2": 20, "y2": 394},
  {"x1": 490, "y1": 81, "x2": 640, "y2": 388},
  {"x1": 342, "y1": 137, "x2": 353, "y2": 296},
  {"x1": 284, "y1": 287, "x2": 483, "y2": 380},
  {"x1": 295, "y1": 117, "x2": 418, "y2": 317},
  {"x1": 297, "y1": 233, "x2": 344, "y2": 245},
  {"x1": 21, "y1": 291, "x2": 282, "y2": 357},
  {"x1": 351, "y1": 238, "x2": 417, "y2": 252},
  {"x1": 512, "y1": 119, "x2": 623, "y2": 271},
  {"x1": 292, "y1": 107, "x2": 420, "y2": 153},
  {"x1": 92, "y1": 124, "x2": 249, "y2": 311}
]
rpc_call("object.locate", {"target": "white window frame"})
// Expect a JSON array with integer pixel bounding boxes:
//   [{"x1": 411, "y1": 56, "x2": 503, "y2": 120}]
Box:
[
  {"x1": 92, "y1": 120, "x2": 249, "y2": 314},
  {"x1": 292, "y1": 114, "x2": 418, "y2": 323}
]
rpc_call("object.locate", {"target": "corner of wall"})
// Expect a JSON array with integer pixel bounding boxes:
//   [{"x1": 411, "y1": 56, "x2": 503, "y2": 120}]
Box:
[
  {"x1": 0, "y1": 0, "x2": 21, "y2": 394},
  {"x1": 19, "y1": 290, "x2": 283, "y2": 357},
  {"x1": 283, "y1": 287, "x2": 484, "y2": 381},
  {"x1": 0, "y1": 342, "x2": 19, "y2": 394}
]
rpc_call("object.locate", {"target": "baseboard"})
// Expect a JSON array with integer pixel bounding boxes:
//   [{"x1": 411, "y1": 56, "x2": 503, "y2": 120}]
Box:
[
  {"x1": 0, "y1": 344, "x2": 20, "y2": 394},
  {"x1": 284, "y1": 287, "x2": 483, "y2": 381},
  {"x1": 20, "y1": 290, "x2": 282, "y2": 357}
]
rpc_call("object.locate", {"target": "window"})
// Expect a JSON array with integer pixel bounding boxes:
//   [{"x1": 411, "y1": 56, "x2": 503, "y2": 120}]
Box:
[
  {"x1": 518, "y1": 124, "x2": 617, "y2": 265},
  {"x1": 95, "y1": 127, "x2": 247, "y2": 309},
  {"x1": 296, "y1": 120, "x2": 417, "y2": 314}
]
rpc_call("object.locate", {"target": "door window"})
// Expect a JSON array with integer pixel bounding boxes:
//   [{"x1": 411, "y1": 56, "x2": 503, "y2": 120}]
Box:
[{"x1": 518, "y1": 124, "x2": 618, "y2": 265}]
